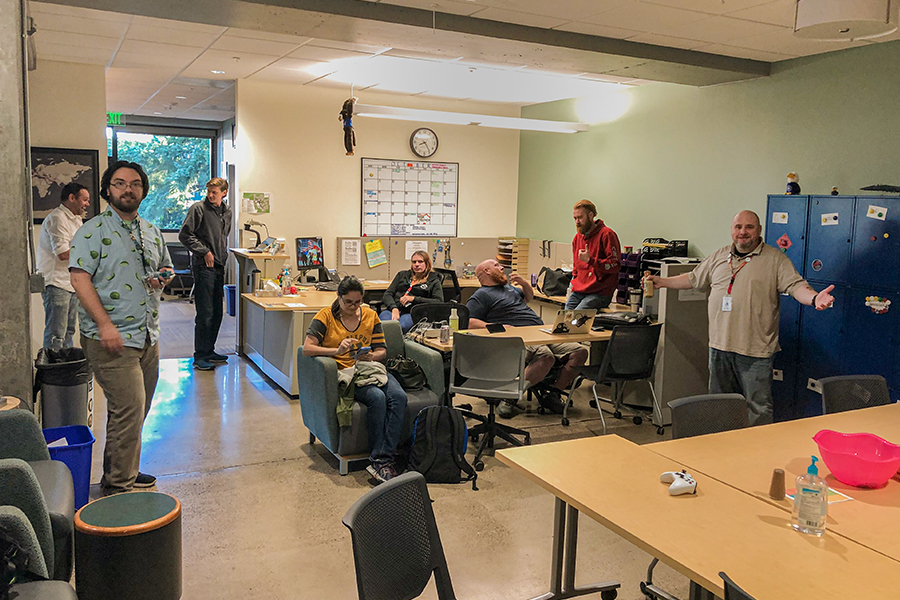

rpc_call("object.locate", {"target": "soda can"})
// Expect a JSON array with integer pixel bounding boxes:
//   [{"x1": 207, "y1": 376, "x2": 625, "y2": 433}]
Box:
[{"x1": 440, "y1": 325, "x2": 450, "y2": 344}]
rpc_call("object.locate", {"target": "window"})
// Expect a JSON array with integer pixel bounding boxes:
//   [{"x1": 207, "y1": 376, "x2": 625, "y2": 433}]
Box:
[{"x1": 107, "y1": 125, "x2": 217, "y2": 231}]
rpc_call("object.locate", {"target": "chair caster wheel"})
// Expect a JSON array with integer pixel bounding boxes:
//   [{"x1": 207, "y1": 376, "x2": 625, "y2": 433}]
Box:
[
  {"x1": 601, "y1": 590, "x2": 617, "y2": 600},
  {"x1": 524, "y1": 435, "x2": 532, "y2": 445},
  {"x1": 474, "y1": 461, "x2": 485, "y2": 472},
  {"x1": 633, "y1": 416, "x2": 643, "y2": 425},
  {"x1": 537, "y1": 406, "x2": 546, "y2": 415},
  {"x1": 471, "y1": 434, "x2": 479, "y2": 443},
  {"x1": 657, "y1": 427, "x2": 665, "y2": 435},
  {"x1": 589, "y1": 399, "x2": 597, "y2": 409},
  {"x1": 561, "y1": 418, "x2": 570, "y2": 427},
  {"x1": 614, "y1": 410, "x2": 622, "y2": 419}
]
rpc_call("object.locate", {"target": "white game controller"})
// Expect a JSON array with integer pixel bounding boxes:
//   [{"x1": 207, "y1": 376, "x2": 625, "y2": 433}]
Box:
[{"x1": 660, "y1": 470, "x2": 697, "y2": 496}]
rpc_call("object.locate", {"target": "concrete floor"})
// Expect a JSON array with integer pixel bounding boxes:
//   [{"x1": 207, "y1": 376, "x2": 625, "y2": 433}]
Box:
[{"x1": 86, "y1": 357, "x2": 690, "y2": 600}]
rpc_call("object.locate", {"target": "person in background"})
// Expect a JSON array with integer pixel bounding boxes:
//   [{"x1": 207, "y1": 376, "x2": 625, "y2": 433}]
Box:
[
  {"x1": 70, "y1": 160, "x2": 174, "y2": 495},
  {"x1": 567, "y1": 199, "x2": 621, "y2": 310},
  {"x1": 644, "y1": 210, "x2": 834, "y2": 425},
  {"x1": 37, "y1": 182, "x2": 91, "y2": 350},
  {"x1": 178, "y1": 177, "x2": 233, "y2": 371},
  {"x1": 379, "y1": 250, "x2": 444, "y2": 332},
  {"x1": 303, "y1": 276, "x2": 408, "y2": 483},
  {"x1": 467, "y1": 259, "x2": 587, "y2": 418}
]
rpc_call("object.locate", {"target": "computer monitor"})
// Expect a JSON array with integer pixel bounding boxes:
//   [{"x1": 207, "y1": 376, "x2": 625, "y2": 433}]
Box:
[{"x1": 296, "y1": 237, "x2": 324, "y2": 271}]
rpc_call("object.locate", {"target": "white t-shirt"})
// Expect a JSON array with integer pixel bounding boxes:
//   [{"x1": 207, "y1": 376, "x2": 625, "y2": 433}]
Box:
[{"x1": 37, "y1": 204, "x2": 83, "y2": 292}]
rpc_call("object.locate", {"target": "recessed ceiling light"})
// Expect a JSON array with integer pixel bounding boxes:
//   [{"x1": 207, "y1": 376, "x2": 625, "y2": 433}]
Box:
[
  {"x1": 175, "y1": 95, "x2": 187, "y2": 99},
  {"x1": 211, "y1": 70, "x2": 225, "y2": 74}
]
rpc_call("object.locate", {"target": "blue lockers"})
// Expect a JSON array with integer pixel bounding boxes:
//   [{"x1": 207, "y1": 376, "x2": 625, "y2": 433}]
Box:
[{"x1": 766, "y1": 194, "x2": 900, "y2": 420}]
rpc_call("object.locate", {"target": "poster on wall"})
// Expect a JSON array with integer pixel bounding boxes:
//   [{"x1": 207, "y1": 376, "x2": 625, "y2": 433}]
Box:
[
  {"x1": 361, "y1": 158, "x2": 458, "y2": 237},
  {"x1": 31, "y1": 147, "x2": 101, "y2": 224},
  {"x1": 242, "y1": 191, "x2": 271, "y2": 214}
]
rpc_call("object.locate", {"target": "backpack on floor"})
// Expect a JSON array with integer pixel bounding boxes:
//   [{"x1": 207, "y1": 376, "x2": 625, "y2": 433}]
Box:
[{"x1": 408, "y1": 406, "x2": 478, "y2": 490}]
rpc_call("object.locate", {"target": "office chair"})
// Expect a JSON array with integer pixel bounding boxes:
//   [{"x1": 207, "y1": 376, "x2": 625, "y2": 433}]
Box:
[
  {"x1": 719, "y1": 572, "x2": 756, "y2": 600},
  {"x1": 342, "y1": 471, "x2": 456, "y2": 600},
  {"x1": 449, "y1": 332, "x2": 530, "y2": 471},
  {"x1": 819, "y1": 375, "x2": 891, "y2": 414},
  {"x1": 0, "y1": 506, "x2": 77, "y2": 599},
  {"x1": 165, "y1": 242, "x2": 194, "y2": 302},
  {"x1": 434, "y1": 268, "x2": 461, "y2": 304},
  {"x1": 409, "y1": 302, "x2": 470, "y2": 330},
  {"x1": 571, "y1": 323, "x2": 663, "y2": 435},
  {"x1": 640, "y1": 394, "x2": 748, "y2": 600}
]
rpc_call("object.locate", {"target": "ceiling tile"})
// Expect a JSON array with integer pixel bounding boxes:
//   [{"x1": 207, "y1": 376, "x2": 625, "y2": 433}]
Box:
[
  {"x1": 659, "y1": 15, "x2": 786, "y2": 45},
  {"x1": 30, "y1": 2, "x2": 131, "y2": 23},
  {"x1": 118, "y1": 39, "x2": 205, "y2": 62},
  {"x1": 180, "y1": 49, "x2": 279, "y2": 79},
  {"x1": 211, "y1": 34, "x2": 304, "y2": 56},
  {"x1": 112, "y1": 50, "x2": 195, "y2": 69},
  {"x1": 127, "y1": 22, "x2": 222, "y2": 48},
  {"x1": 35, "y1": 49, "x2": 110, "y2": 66},
  {"x1": 287, "y1": 45, "x2": 373, "y2": 61},
  {"x1": 31, "y1": 12, "x2": 129, "y2": 37},
  {"x1": 472, "y1": 7, "x2": 570, "y2": 28},
  {"x1": 638, "y1": 0, "x2": 774, "y2": 16},
  {"x1": 492, "y1": 0, "x2": 626, "y2": 21},
  {"x1": 34, "y1": 30, "x2": 121, "y2": 51},
  {"x1": 627, "y1": 32, "x2": 711, "y2": 50},
  {"x1": 106, "y1": 67, "x2": 175, "y2": 84},
  {"x1": 725, "y1": 0, "x2": 796, "y2": 27},
  {"x1": 225, "y1": 28, "x2": 314, "y2": 45},
  {"x1": 305, "y1": 39, "x2": 391, "y2": 54},
  {"x1": 129, "y1": 15, "x2": 227, "y2": 35},
  {"x1": 247, "y1": 67, "x2": 324, "y2": 85},
  {"x1": 553, "y1": 21, "x2": 641, "y2": 38},
  {"x1": 700, "y1": 43, "x2": 796, "y2": 61},
  {"x1": 582, "y1": 1, "x2": 708, "y2": 32}
]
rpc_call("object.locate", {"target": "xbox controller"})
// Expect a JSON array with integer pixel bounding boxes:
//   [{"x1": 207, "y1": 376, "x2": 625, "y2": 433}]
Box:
[{"x1": 660, "y1": 470, "x2": 697, "y2": 496}]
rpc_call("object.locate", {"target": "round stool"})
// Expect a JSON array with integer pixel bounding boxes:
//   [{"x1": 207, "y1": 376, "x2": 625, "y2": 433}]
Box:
[
  {"x1": 0, "y1": 396, "x2": 21, "y2": 411},
  {"x1": 74, "y1": 492, "x2": 182, "y2": 600}
]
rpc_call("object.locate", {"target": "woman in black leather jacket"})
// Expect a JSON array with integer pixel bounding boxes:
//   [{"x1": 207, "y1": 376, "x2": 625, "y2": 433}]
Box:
[{"x1": 379, "y1": 250, "x2": 443, "y2": 332}]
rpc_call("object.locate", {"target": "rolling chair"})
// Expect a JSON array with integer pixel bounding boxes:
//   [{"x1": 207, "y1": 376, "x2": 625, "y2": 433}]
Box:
[
  {"x1": 342, "y1": 471, "x2": 456, "y2": 600},
  {"x1": 570, "y1": 323, "x2": 663, "y2": 435},
  {"x1": 449, "y1": 332, "x2": 530, "y2": 471},
  {"x1": 165, "y1": 242, "x2": 194, "y2": 302},
  {"x1": 640, "y1": 393, "x2": 748, "y2": 600},
  {"x1": 434, "y1": 268, "x2": 461, "y2": 304},
  {"x1": 818, "y1": 374, "x2": 891, "y2": 414},
  {"x1": 0, "y1": 506, "x2": 77, "y2": 599},
  {"x1": 719, "y1": 572, "x2": 756, "y2": 600}
]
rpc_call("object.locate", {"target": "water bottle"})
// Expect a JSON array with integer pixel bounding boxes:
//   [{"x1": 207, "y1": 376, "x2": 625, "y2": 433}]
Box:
[{"x1": 449, "y1": 307, "x2": 459, "y2": 332}]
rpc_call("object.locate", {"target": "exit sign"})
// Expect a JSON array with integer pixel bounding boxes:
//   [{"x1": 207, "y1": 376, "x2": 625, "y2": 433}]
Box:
[{"x1": 106, "y1": 112, "x2": 124, "y2": 126}]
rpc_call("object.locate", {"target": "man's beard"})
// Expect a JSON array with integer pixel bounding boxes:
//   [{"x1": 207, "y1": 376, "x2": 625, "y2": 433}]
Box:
[
  {"x1": 577, "y1": 221, "x2": 593, "y2": 235},
  {"x1": 109, "y1": 192, "x2": 141, "y2": 214},
  {"x1": 489, "y1": 271, "x2": 508, "y2": 285}
]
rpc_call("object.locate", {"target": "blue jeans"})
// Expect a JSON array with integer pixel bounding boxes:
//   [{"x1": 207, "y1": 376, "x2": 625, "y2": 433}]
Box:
[
  {"x1": 42, "y1": 285, "x2": 78, "y2": 350},
  {"x1": 379, "y1": 309, "x2": 414, "y2": 333},
  {"x1": 192, "y1": 264, "x2": 225, "y2": 360},
  {"x1": 708, "y1": 348, "x2": 774, "y2": 426},
  {"x1": 565, "y1": 292, "x2": 612, "y2": 311},
  {"x1": 353, "y1": 372, "x2": 408, "y2": 464}
]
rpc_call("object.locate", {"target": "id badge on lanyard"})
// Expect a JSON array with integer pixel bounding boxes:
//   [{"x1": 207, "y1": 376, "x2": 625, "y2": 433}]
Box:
[{"x1": 723, "y1": 255, "x2": 751, "y2": 312}]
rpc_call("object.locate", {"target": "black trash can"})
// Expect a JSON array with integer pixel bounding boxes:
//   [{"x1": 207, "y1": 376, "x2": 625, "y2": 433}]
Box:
[{"x1": 34, "y1": 348, "x2": 93, "y2": 428}]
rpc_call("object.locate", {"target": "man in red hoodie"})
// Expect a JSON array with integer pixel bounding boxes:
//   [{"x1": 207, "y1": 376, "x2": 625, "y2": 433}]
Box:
[{"x1": 566, "y1": 199, "x2": 621, "y2": 310}]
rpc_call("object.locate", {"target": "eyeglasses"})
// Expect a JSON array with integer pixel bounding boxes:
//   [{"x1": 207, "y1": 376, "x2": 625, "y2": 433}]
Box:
[
  {"x1": 110, "y1": 180, "x2": 144, "y2": 192},
  {"x1": 340, "y1": 297, "x2": 363, "y2": 307}
]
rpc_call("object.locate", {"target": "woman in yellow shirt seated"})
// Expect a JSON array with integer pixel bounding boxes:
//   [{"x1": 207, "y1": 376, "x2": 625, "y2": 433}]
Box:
[{"x1": 302, "y1": 276, "x2": 408, "y2": 483}]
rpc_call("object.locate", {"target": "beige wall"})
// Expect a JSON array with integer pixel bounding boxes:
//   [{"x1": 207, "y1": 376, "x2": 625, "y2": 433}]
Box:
[
  {"x1": 28, "y1": 60, "x2": 107, "y2": 351},
  {"x1": 235, "y1": 81, "x2": 521, "y2": 266}
]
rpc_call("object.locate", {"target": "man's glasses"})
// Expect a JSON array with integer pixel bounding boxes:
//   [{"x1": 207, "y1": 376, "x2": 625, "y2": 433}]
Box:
[{"x1": 110, "y1": 180, "x2": 144, "y2": 191}]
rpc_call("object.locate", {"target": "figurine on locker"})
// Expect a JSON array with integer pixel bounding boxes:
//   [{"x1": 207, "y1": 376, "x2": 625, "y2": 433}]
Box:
[{"x1": 786, "y1": 172, "x2": 801, "y2": 195}]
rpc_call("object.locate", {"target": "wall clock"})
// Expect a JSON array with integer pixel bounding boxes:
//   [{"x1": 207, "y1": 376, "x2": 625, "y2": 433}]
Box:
[{"x1": 409, "y1": 127, "x2": 438, "y2": 158}]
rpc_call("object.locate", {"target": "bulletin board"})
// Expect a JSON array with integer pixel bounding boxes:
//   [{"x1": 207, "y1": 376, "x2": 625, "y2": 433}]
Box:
[{"x1": 361, "y1": 158, "x2": 459, "y2": 238}]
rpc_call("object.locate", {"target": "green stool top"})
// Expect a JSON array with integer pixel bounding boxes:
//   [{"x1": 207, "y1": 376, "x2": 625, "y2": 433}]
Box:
[{"x1": 76, "y1": 492, "x2": 180, "y2": 537}]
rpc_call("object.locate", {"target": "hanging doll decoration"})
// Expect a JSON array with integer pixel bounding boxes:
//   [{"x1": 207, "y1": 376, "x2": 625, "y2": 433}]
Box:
[{"x1": 339, "y1": 97, "x2": 358, "y2": 156}]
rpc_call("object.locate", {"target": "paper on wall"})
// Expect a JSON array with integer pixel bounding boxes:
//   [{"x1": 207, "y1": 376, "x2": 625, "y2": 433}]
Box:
[
  {"x1": 342, "y1": 239, "x2": 361, "y2": 265},
  {"x1": 820, "y1": 212, "x2": 839, "y2": 226},
  {"x1": 365, "y1": 239, "x2": 387, "y2": 268},
  {"x1": 405, "y1": 240, "x2": 428, "y2": 259},
  {"x1": 772, "y1": 212, "x2": 788, "y2": 224},
  {"x1": 241, "y1": 192, "x2": 271, "y2": 214},
  {"x1": 866, "y1": 205, "x2": 888, "y2": 221}
]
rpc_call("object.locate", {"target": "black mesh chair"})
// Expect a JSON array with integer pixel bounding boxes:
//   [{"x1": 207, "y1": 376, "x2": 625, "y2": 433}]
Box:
[
  {"x1": 449, "y1": 332, "x2": 530, "y2": 471},
  {"x1": 434, "y1": 268, "x2": 461, "y2": 304},
  {"x1": 819, "y1": 375, "x2": 891, "y2": 414},
  {"x1": 719, "y1": 572, "x2": 756, "y2": 600},
  {"x1": 165, "y1": 242, "x2": 194, "y2": 302},
  {"x1": 342, "y1": 471, "x2": 456, "y2": 600},
  {"x1": 640, "y1": 394, "x2": 748, "y2": 600},
  {"x1": 571, "y1": 323, "x2": 663, "y2": 435},
  {"x1": 409, "y1": 302, "x2": 470, "y2": 331}
]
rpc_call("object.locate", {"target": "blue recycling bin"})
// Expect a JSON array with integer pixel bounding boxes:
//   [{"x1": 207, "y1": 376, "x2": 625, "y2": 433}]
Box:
[
  {"x1": 44, "y1": 425, "x2": 95, "y2": 509},
  {"x1": 225, "y1": 284, "x2": 237, "y2": 317}
]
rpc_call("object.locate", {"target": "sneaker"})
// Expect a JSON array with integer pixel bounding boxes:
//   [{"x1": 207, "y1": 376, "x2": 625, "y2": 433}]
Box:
[
  {"x1": 497, "y1": 400, "x2": 518, "y2": 419},
  {"x1": 207, "y1": 352, "x2": 228, "y2": 364},
  {"x1": 193, "y1": 358, "x2": 215, "y2": 371},
  {"x1": 366, "y1": 463, "x2": 397, "y2": 484},
  {"x1": 133, "y1": 472, "x2": 157, "y2": 488},
  {"x1": 537, "y1": 389, "x2": 566, "y2": 415}
]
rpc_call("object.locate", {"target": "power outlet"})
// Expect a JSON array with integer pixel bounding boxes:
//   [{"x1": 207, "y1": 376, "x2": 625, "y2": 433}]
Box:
[
  {"x1": 772, "y1": 369, "x2": 783, "y2": 382},
  {"x1": 807, "y1": 378, "x2": 823, "y2": 394}
]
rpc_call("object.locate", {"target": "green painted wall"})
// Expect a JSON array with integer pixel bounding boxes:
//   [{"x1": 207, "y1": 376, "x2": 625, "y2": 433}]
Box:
[{"x1": 517, "y1": 40, "x2": 900, "y2": 257}]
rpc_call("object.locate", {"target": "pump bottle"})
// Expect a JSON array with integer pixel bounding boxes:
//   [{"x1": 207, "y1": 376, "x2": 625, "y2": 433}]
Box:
[
  {"x1": 791, "y1": 455, "x2": 828, "y2": 536},
  {"x1": 449, "y1": 307, "x2": 459, "y2": 332}
]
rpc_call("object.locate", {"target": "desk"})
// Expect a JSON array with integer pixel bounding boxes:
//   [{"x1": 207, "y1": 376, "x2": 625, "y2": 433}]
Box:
[
  {"x1": 241, "y1": 291, "x2": 335, "y2": 396},
  {"x1": 230, "y1": 248, "x2": 291, "y2": 354},
  {"x1": 648, "y1": 403, "x2": 900, "y2": 563},
  {"x1": 497, "y1": 435, "x2": 900, "y2": 600},
  {"x1": 415, "y1": 324, "x2": 613, "y2": 353}
]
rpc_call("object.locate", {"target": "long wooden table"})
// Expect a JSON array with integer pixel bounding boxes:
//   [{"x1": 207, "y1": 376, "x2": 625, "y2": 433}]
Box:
[
  {"x1": 648, "y1": 403, "x2": 900, "y2": 563},
  {"x1": 497, "y1": 435, "x2": 900, "y2": 600},
  {"x1": 416, "y1": 323, "x2": 613, "y2": 353}
]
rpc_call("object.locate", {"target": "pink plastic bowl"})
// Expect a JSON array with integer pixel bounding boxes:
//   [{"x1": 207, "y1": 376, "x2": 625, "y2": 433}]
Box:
[{"x1": 813, "y1": 429, "x2": 900, "y2": 488}]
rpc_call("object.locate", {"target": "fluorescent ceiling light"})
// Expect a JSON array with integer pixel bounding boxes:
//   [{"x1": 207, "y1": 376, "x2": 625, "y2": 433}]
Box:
[{"x1": 354, "y1": 104, "x2": 588, "y2": 134}]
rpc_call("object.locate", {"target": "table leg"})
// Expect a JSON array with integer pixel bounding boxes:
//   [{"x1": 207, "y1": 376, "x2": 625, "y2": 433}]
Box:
[{"x1": 529, "y1": 498, "x2": 621, "y2": 600}]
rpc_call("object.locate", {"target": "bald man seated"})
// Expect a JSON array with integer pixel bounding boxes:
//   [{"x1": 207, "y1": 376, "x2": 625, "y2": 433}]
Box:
[{"x1": 465, "y1": 259, "x2": 588, "y2": 418}]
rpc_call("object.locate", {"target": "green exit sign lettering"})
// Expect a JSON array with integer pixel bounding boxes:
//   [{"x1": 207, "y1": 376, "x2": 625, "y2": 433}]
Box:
[{"x1": 106, "y1": 112, "x2": 124, "y2": 126}]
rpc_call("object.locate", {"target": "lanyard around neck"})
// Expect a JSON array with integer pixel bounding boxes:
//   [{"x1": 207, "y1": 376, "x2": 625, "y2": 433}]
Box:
[
  {"x1": 121, "y1": 218, "x2": 150, "y2": 276},
  {"x1": 727, "y1": 254, "x2": 752, "y2": 295}
]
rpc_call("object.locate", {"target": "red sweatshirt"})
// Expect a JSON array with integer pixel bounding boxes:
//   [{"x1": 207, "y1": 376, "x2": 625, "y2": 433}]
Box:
[{"x1": 571, "y1": 219, "x2": 621, "y2": 296}]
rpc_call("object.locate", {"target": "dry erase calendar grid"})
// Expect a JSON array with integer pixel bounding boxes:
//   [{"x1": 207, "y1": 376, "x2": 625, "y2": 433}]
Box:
[{"x1": 361, "y1": 158, "x2": 459, "y2": 237}]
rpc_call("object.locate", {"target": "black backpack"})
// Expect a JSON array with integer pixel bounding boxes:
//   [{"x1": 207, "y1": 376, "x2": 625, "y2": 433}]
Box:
[{"x1": 408, "y1": 406, "x2": 478, "y2": 490}]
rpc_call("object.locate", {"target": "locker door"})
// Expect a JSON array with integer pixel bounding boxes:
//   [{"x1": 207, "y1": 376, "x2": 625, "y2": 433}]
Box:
[
  {"x1": 798, "y1": 281, "x2": 848, "y2": 379},
  {"x1": 843, "y1": 287, "x2": 899, "y2": 389},
  {"x1": 766, "y1": 195, "x2": 808, "y2": 275},
  {"x1": 777, "y1": 294, "x2": 801, "y2": 366},
  {"x1": 771, "y1": 364, "x2": 799, "y2": 422},
  {"x1": 851, "y1": 197, "x2": 900, "y2": 289},
  {"x1": 805, "y1": 196, "x2": 853, "y2": 284}
]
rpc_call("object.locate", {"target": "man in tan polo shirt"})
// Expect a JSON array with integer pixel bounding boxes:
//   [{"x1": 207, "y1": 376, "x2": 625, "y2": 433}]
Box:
[{"x1": 645, "y1": 210, "x2": 834, "y2": 425}]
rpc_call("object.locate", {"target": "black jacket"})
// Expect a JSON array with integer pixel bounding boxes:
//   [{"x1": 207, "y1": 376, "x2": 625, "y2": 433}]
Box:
[
  {"x1": 178, "y1": 199, "x2": 232, "y2": 267},
  {"x1": 381, "y1": 271, "x2": 444, "y2": 312}
]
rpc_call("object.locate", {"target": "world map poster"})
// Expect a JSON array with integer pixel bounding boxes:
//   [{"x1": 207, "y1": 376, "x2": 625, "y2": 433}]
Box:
[{"x1": 31, "y1": 147, "x2": 100, "y2": 224}]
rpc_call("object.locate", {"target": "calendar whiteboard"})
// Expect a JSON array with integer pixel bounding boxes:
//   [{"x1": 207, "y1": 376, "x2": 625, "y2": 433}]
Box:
[{"x1": 361, "y1": 158, "x2": 459, "y2": 237}]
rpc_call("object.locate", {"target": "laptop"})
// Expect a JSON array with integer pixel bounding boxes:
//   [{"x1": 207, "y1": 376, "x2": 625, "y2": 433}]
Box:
[
  {"x1": 314, "y1": 268, "x2": 342, "y2": 291},
  {"x1": 539, "y1": 309, "x2": 597, "y2": 335},
  {"x1": 248, "y1": 236, "x2": 276, "y2": 252}
]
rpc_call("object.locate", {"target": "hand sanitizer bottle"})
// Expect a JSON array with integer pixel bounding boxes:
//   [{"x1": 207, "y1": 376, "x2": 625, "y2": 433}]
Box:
[
  {"x1": 791, "y1": 455, "x2": 828, "y2": 536},
  {"x1": 449, "y1": 307, "x2": 459, "y2": 332}
]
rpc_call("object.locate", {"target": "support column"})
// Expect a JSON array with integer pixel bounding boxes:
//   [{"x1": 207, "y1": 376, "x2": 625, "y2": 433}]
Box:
[{"x1": 0, "y1": 0, "x2": 35, "y2": 408}]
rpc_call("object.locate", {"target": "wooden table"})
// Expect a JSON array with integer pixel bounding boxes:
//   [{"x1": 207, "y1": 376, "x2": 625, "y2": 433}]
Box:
[
  {"x1": 357, "y1": 278, "x2": 482, "y2": 291},
  {"x1": 648, "y1": 403, "x2": 900, "y2": 563},
  {"x1": 497, "y1": 435, "x2": 900, "y2": 600},
  {"x1": 415, "y1": 323, "x2": 613, "y2": 353}
]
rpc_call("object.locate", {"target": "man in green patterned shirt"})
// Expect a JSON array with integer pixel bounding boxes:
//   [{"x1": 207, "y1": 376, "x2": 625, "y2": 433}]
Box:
[{"x1": 70, "y1": 160, "x2": 173, "y2": 495}]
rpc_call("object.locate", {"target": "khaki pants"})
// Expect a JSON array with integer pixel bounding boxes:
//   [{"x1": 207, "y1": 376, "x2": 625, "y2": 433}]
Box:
[{"x1": 82, "y1": 336, "x2": 159, "y2": 492}]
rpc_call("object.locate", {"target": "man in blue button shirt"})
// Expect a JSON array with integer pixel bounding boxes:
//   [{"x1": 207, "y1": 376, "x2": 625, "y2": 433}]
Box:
[{"x1": 70, "y1": 160, "x2": 173, "y2": 495}]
